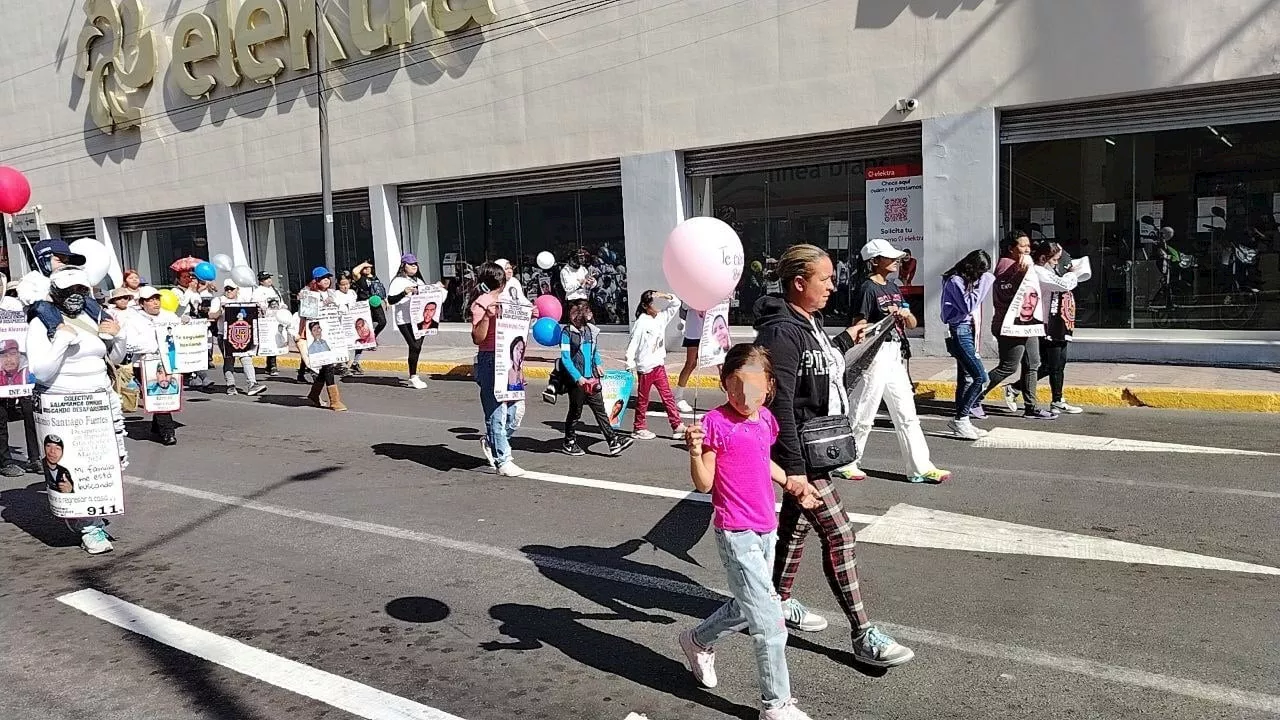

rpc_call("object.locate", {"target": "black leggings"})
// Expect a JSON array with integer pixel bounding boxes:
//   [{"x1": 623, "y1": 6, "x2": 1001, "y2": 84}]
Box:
[
  {"x1": 1015, "y1": 339, "x2": 1068, "y2": 404},
  {"x1": 371, "y1": 304, "x2": 388, "y2": 337},
  {"x1": 564, "y1": 383, "x2": 617, "y2": 444},
  {"x1": 398, "y1": 324, "x2": 423, "y2": 377},
  {"x1": 310, "y1": 365, "x2": 337, "y2": 395}
]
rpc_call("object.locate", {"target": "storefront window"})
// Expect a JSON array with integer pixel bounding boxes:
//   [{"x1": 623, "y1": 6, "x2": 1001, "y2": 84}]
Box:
[
  {"x1": 120, "y1": 225, "x2": 208, "y2": 287},
  {"x1": 1004, "y1": 121, "x2": 1280, "y2": 331},
  {"x1": 252, "y1": 211, "x2": 373, "y2": 308},
  {"x1": 403, "y1": 188, "x2": 626, "y2": 323}
]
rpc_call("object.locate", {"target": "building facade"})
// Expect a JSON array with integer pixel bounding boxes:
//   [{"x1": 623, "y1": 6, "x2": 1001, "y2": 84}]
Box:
[{"x1": 3, "y1": 0, "x2": 1279, "y2": 363}]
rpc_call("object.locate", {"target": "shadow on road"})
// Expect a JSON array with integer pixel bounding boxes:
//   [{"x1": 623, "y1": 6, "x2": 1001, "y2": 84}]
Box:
[
  {"x1": 372, "y1": 442, "x2": 486, "y2": 472},
  {"x1": 0, "y1": 481, "x2": 80, "y2": 548},
  {"x1": 385, "y1": 596, "x2": 451, "y2": 624}
]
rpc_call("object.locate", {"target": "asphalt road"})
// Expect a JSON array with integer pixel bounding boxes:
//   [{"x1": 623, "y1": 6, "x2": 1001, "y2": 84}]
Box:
[{"x1": 2, "y1": 371, "x2": 1277, "y2": 720}]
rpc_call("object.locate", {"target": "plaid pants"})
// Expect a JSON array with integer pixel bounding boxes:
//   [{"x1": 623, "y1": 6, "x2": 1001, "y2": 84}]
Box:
[{"x1": 772, "y1": 472, "x2": 872, "y2": 632}]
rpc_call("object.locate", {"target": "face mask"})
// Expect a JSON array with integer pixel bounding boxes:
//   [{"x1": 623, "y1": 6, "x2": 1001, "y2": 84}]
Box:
[{"x1": 57, "y1": 293, "x2": 86, "y2": 316}]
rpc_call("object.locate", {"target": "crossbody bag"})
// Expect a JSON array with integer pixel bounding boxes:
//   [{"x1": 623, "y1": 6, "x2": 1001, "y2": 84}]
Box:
[{"x1": 795, "y1": 317, "x2": 858, "y2": 473}]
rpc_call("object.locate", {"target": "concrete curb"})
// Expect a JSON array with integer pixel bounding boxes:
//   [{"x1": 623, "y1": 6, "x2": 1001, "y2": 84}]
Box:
[{"x1": 222, "y1": 356, "x2": 1280, "y2": 413}]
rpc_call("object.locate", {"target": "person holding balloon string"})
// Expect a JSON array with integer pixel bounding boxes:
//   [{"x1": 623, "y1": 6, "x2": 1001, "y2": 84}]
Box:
[
  {"x1": 554, "y1": 299, "x2": 633, "y2": 457},
  {"x1": 178, "y1": 272, "x2": 217, "y2": 389}
]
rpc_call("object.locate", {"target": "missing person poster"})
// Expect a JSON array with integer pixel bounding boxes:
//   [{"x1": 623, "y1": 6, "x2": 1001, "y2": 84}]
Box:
[
  {"x1": 301, "y1": 316, "x2": 346, "y2": 369},
  {"x1": 140, "y1": 355, "x2": 183, "y2": 413},
  {"x1": 255, "y1": 309, "x2": 293, "y2": 357},
  {"x1": 411, "y1": 286, "x2": 447, "y2": 339},
  {"x1": 222, "y1": 303, "x2": 260, "y2": 357},
  {"x1": 697, "y1": 300, "x2": 731, "y2": 369},
  {"x1": 350, "y1": 301, "x2": 377, "y2": 350},
  {"x1": 35, "y1": 391, "x2": 125, "y2": 519},
  {"x1": 493, "y1": 302, "x2": 532, "y2": 402},
  {"x1": 1000, "y1": 270, "x2": 1047, "y2": 338},
  {"x1": 0, "y1": 307, "x2": 34, "y2": 397},
  {"x1": 600, "y1": 369, "x2": 635, "y2": 430},
  {"x1": 157, "y1": 322, "x2": 210, "y2": 374}
]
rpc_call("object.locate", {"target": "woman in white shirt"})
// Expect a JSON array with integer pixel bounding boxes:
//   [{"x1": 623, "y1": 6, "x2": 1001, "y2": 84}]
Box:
[
  {"x1": 297, "y1": 267, "x2": 346, "y2": 411},
  {"x1": 25, "y1": 268, "x2": 127, "y2": 555},
  {"x1": 387, "y1": 253, "x2": 444, "y2": 390},
  {"x1": 624, "y1": 290, "x2": 685, "y2": 440},
  {"x1": 332, "y1": 274, "x2": 359, "y2": 375},
  {"x1": 178, "y1": 275, "x2": 215, "y2": 388},
  {"x1": 209, "y1": 280, "x2": 267, "y2": 396}
]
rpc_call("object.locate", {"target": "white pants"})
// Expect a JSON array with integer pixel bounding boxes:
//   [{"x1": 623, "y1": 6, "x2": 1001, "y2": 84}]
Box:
[{"x1": 849, "y1": 341, "x2": 934, "y2": 476}]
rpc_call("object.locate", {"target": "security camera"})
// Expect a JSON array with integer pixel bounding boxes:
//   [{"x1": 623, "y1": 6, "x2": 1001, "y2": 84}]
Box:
[{"x1": 896, "y1": 98, "x2": 919, "y2": 113}]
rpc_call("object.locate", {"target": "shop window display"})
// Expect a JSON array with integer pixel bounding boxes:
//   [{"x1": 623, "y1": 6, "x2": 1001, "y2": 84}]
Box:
[
  {"x1": 121, "y1": 225, "x2": 208, "y2": 286},
  {"x1": 252, "y1": 211, "x2": 373, "y2": 308}
]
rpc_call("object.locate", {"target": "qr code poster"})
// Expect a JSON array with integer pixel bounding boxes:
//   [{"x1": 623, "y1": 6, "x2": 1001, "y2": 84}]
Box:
[{"x1": 865, "y1": 164, "x2": 924, "y2": 288}]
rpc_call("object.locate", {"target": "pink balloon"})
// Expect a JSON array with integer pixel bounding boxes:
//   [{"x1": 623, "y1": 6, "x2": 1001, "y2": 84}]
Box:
[
  {"x1": 662, "y1": 217, "x2": 744, "y2": 311},
  {"x1": 0, "y1": 166, "x2": 32, "y2": 215},
  {"x1": 534, "y1": 293, "x2": 562, "y2": 321}
]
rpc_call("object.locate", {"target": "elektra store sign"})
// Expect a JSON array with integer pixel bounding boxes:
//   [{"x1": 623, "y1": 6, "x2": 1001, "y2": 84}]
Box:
[{"x1": 76, "y1": 0, "x2": 498, "y2": 134}]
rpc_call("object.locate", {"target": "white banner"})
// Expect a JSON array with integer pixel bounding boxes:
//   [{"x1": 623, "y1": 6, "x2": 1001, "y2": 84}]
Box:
[
  {"x1": 697, "y1": 300, "x2": 731, "y2": 369},
  {"x1": 0, "y1": 307, "x2": 34, "y2": 397},
  {"x1": 140, "y1": 355, "x2": 183, "y2": 413},
  {"x1": 35, "y1": 391, "x2": 125, "y2": 519},
  {"x1": 158, "y1": 322, "x2": 210, "y2": 374},
  {"x1": 349, "y1": 301, "x2": 377, "y2": 350},
  {"x1": 1000, "y1": 270, "x2": 1047, "y2": 338},
  {"x1": 493, "y1": 302, "x2": 532, "y2": 402},
  {"x1": 410, "y1": 286, "x2": 446, "y2": 339},
  {"x1": 865, "y1": 165, "x2": 924, "y2": 287},
  {"x1": 302, "y1": 316, "x2": 346, "y2": 369}
]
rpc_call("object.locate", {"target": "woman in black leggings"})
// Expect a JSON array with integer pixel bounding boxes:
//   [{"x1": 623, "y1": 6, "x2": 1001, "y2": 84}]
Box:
[
  {"x1": 386, "y1": 253, "x2": 444, "y2": 390},
  {"x1": 351, "y1": 261, "x2": 388, "y2": 374}
]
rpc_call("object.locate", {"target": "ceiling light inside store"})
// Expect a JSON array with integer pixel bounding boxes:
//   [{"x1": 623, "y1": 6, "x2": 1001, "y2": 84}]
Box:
[{"x1": 1104, "y1": 137, "x2": 1116, "y2": 146}]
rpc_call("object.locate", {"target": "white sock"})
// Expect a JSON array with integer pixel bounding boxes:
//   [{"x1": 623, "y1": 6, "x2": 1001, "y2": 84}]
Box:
[
  {"x1": 242, "y1": 360, "x2": 257, "y2": 385},
  {"x1": 675, "y1": 386, "x2": 686, "y2": 402}
]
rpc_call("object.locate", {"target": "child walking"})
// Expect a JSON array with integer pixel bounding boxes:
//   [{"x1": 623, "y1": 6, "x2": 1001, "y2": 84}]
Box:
[
  {"x1": 626, "y1": 290, "x2": 686, "y2": 440},
  {"x1": 680, "y1": 344, "x2": 820, "y2": 720},
  {"x1": 559, "y1": 300, "x2": 633, "y2": 457}
]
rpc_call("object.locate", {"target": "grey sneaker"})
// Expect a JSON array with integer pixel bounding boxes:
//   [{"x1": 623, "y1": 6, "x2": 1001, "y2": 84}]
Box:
[
  {"x1": 852, "y1": 627, "x2": 914, "y2": 667},
  {"x1": 246, "y1": 383, "x2": 268, "y2": 396},
  {"x1": 226, "y1": 385, "x2": 239, "y2": 396},
  {"x1": 782, "y1": 598, "x2": 828, "y2": 632}
]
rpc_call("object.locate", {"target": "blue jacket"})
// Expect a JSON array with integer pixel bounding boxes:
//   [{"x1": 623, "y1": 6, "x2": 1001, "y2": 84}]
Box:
[{"x1": 560, "y1": 323, "x2": 602, "y2": 382}]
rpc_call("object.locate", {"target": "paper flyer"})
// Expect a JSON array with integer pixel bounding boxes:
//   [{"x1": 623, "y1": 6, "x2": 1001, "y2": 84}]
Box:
[
  {"x1": 411, "y1": 286, "x2": 446, "y2": 339},
  {"x1": 1070, "y1": 256, "x2": 1093, "y2": 283},
  {"x1": 350, "y1": 301, "x2": 378, "y2": 350},
  {"x1": 600, "y1": 369, "x2": 635, "y2": 430},
  {"x1": 0, "y1": 306, "x2": 34, "y2": 398},
  {"x1": 493, "y1": 302, "x2": 532, "y2": 402},
  {"x1": 697, "y1": 300, "x2": 731, "y2": 369},
  {"x1": 35, "y1": 391, "x2": 125, "y2": 519},
  {"x1": 139, "y1": 355, "x2": 183, "y2": 413},
  {"x1": 157, "y1": 322, "x2": 210, "y2": 374}
]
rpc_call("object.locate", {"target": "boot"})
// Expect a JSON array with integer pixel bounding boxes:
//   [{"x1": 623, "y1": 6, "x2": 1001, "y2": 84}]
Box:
[
  {"x1": 326, "y1": 385, "x2": 347, "y2": 412},
  {"x1": 307, "y1": 383, "x2": 324, "y2": 408}
]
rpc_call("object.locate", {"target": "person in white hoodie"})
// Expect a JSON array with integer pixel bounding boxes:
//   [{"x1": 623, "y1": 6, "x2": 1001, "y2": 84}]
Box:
[
  {"x1": 118, "y1": 286, "x2": 184, "y2": 446},
  {"x1": 625, "y1": 290, "x2": 686, "y2": 440},
  {"x1": 1009, "y1": 240, "x2": 1082, "y2": 414},
  {"x1": 25, "y1": 268, "x2": 128, "y2": 555},
  {"x1": 209, "y1": 280, "x2": 267, "y2": 396}
]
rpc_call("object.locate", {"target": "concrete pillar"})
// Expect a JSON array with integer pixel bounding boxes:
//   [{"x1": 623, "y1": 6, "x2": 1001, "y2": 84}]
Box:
[
  {"x1": 204, "y1": 203, "x2": 250, "y2": 269},
  {"x1": 369, "y1": 184, "x2": 404, "y2": 280},
  {"x1": 621, "y1": 150, "x2": 688, "y2": 335},
  {"x1": 921, "y1": 108, "x2": 1000, "y2": 357},
  {"x1": 95, "y1": 216, "x2": 124, "y2": 288}
]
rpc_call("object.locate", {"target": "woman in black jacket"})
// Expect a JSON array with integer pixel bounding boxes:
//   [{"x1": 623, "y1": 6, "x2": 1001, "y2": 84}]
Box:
[{"x1": 753, "y1": 243, "x2": 914, "y2": 668}]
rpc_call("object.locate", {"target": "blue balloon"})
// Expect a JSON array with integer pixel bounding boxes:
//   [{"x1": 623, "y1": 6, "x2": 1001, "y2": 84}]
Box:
[
  {"x1": 531, "y1": 317, "x2": 562, "y2": 347},
  {"x1": 194, "y1": 261, "x2": 217, "y2": 282}
]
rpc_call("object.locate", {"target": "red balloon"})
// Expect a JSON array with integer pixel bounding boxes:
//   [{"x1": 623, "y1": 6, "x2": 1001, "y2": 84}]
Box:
[{"x1": 0, "y1": 166, "x2": 31, "y2": 215}]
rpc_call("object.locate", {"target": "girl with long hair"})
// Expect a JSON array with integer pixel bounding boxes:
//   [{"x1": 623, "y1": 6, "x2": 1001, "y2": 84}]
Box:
[
  {"x1": 940, "y1": 249, "x2": 995, "y2": 439},
  {"x1": 625, "y1": 290, "x2": 685, "y2": 440},
  {"x1": 386, "y1": 253, "x2": 443, "y2": 389}
]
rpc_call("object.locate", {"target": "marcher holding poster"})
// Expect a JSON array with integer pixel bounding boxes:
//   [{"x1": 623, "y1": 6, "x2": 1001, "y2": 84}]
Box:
[
  {"x1": 0, "y1": 320, "x2": 34, "y2": 397},
  {"x1": 600, "y1": 370, "x2": 635, "y2": 431},
  {"x1": 0, "y1": 284, "x2": 38, "y2": 476},
  {"x1": 979, "y1": 231, "x2": 1055, "y2": 420},
  {"x1": 118, "y1": 287, "x2": 184, "y2": 445},
  {"x1": 470, "y1": 262, "x2": 525, "y2": 477},
  {"x1": 411, "y1": 285, "x2": 446, "y2": 339},
  {"x1": 495, "y1": 302, "x2": 532, "y2": 400},
  {"x1": 557, "y1": 299, "x2": 633, "y2": 456},
  {"x1": 350, "y1": 301, "x2": 377, "y2": 350},
  {"x1": 209, "y1": 281, "x2": 266, "y2": 396},
  {"x1": 1008, "y1": 241, "x2": 1085, "y2": 416},
  {"x1": 697, "y1": 300, "x2": 731, "y2": 369},
  {"x1": 157, "y1": 321, "x2": 210, "y2": 375},
  {"x1": 141, "y1": 357, "x2": 183, "y2": 413},
  {"x1": 25, "y1": 267, "x2": 128, "y2": 555}
]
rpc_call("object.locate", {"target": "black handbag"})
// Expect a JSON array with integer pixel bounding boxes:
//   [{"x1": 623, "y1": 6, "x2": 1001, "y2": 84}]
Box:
[{"x1": 798, "y1": 414, "x2": 858, "y2": 472}]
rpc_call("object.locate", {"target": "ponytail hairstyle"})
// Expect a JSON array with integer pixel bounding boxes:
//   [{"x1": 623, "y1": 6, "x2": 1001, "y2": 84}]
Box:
[
  {"x1": 942, "y1": 249, "x2": 992, "y2": 286},
  {"x1": 1031, "y1": 240, "x2": 1063, "y2": 266},
  {"x1": 634, "y1": 289, "x2": 658, "y2": 319},
  {"x1": 775, "y1": 244, "x2": 828, "y2": 299}
]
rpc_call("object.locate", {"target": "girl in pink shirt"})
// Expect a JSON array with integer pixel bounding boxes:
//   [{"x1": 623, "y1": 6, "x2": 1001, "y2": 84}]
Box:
[{"x1": 679, "y1": 344, "x2": 820, "y2": 720}]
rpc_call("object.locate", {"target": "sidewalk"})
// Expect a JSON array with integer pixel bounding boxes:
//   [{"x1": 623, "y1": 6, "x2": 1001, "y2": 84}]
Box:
[{"x1": 228, "y1": 344, "x2": 1280, "y2": 413}]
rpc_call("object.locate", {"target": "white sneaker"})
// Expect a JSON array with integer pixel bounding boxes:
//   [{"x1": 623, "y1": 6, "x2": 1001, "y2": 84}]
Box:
[
  {"x1": 782, "y1": 598, "x2": 828, "y2": 632},
  {"x1": 1003, "y1": 385, "x2": 1019, "y2": 412},
  {"x1": 760, "y1": 699, "x2": 814, "y2": 720},
  {"x1": 480, "y1": 437, "x2": 495, "y2": 468},
  {"x1": 80, "y1": 526, "x2": 113, "y2": 555},
  {"x1": 678, "y1": 629, "x2": 717, "y2": 688},
  {"x1": 409, "y1": 375, "x2": 428, "y2": 390},
  {"x1": 948, "y1": 418, "x2": 982, "y2": 441},
  {"x1": 1051, "y1": 400, "x2": 1084, "y2": 414},
  {"x1": 677, "y1": 399, "x2": 694, "y2": 414},
  {"x1": 633, "y1": 429, "x2": 657, "y2": 440},
  {"x1": 246, "y1": 383, "x2": 268, "y2": 396},
  {"x1": 672, "y1": 425, "x2": 687, "y2": 440},
  {"x1": 497, "y1": 460, "x2": 525, "y2": 477}
]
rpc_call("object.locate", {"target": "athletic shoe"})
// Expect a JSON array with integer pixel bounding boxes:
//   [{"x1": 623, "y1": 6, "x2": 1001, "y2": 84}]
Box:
[
  {"x1": 672, "y1": 425, "x2": 687, "y2": 440},
  {"x1": 350, "y1": 363, "x2": 364, "y2": 376},
  {"x1": 851, "y1": 626, "x2": 914, "y2": 667},
  {"x1": 1051, "y1": 400, "x2": 1083, "y2": 414},
  {"x1": 161, "y1": 433, "x2": 178, "y2": 447},
  {"x1": 561, "y1": 440, "x2": 585, "y2": 457},
  {"x1": 832, "y1": 463, "x2": 866, "y2": 481},
  {"x1": 1003, "y1": 385, "x2": 1019, "y2": 412},
  {"x1": 968, "y1": 403, "x2": 988, "y2": 420},
  {"x1": 409, "y1": 375, "x2": 428, "y2": 390},
  {"x1": 24, "y1": 461, "x2": 42, "y2": 475},
  {"x1": 496, "y1": 460, "x2": 525, "y2": 477},
  {"x1": 677, "y1": 399, "x2": 694, "y2": 414},
  {"x1": 226, "y1": 385, "x2": 239, "y2": 396},
  {"x1": 948, "y1": 418, "x2": 983, "y2": 441},
  {"x1": 678, "y1": 629, "x2": 717, "y2": 688},
  {"x1": 909, "y1": 468, "x2": 952, "y2": 484},
  {"x1": 1024, "y1": 408, "x2": 1057, "y2": 420},
  {"x1": 1, "y1": 463, "x2": 25, "y2": 478},
  {"x1": 480, "y1": 437, "x2": 495, "y2": 468},
  {"x1": 633, "y1": 429, "x2": 657, "y2": 440},
  {"x1": 761, "y1": 700, "x2": 815, "y2": 720},
  {"x1": 267, "y1": 368, "x2": 280, "y2": 377},
  {"x1": 782, "y1": 598, "x2": 828, "y2": 632},
  {"x1": 607, "y1": 437, "x2": 634, "y2": 456},
  {"x1": 246, "y1": 383, "x2": 268, "y2": 396},
  {"x1": 80, "y1": 526, "x2": 114, "y2": 555}
]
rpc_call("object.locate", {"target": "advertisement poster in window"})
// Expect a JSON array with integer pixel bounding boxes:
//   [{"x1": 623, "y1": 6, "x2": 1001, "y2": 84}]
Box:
[
  {"x1": 139, "y1": 355, "x2": 183, "y2": 413},
  {"x1": 35, "y1": 391, "x2": 125, "y2": 519},
  {"x1": 222, "y1": 303, "x2": 260, "y2": 357},
  {"x1": 0, "y1": 307, "x2": 34, "y2": 397},
  {"x1": 350, "y1": 301, "x2": 378, "y2": 350},
  {"x1": 866, "y1": 166, "x2": 924, "y2": 285},
  {"x1": 411, "y1": 286, "x2": 447, "y2": 339},
  {"x1": 494, "y1": 302, "x2": 532, "y2": 402},
  {"x1": 156, "y1": 322, "x2": 210, "y2": 374},
  {"x1": 698, "y1": 300, "x2": 732, "y2": 369}
]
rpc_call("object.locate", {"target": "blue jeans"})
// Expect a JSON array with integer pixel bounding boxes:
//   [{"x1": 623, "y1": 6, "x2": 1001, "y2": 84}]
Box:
[
  {"x1": 475, "y1": 351, "x2": 518, "y2": 466},
  {"x1": 946, "y1": 323, "x2": 988, "y2": 420},
  {"x1": 693, "y1": 528, "x2": 791, "y2": 709}
]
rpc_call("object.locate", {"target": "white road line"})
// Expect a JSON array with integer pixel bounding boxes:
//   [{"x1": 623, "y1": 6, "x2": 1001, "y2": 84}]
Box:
[
  {"x1": 120, "y1": 478, "x2": 1280, "y2": 714},
  {"x1": 973, "y1": 426, "x2": 1277, "y2": 456},
  {"x1": 58, "y1": 589, "x2": 469, "y2": 720}
]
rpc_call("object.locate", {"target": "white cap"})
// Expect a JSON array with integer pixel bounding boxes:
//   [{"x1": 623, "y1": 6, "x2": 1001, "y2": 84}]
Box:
[
  {"x1": 494, "y1": 258, "x2": 511, "y2": 270},
  {"x1": 223, "y1": 279, "x2": 238, "y2": 289},
  {"x1": 860, "y1": 238, "x2": 906, "y2": 262},
  {"x1": 137, "y1": 286, "x2": 161, "y2": 300},
  {"x1": 50, "y1": 268, "x2": 91, "y2": 289}
]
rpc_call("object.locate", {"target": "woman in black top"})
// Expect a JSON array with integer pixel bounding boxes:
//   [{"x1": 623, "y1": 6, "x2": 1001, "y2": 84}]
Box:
[{"x1": 350, "y1": 261, "x2": 387, "y2": 374}]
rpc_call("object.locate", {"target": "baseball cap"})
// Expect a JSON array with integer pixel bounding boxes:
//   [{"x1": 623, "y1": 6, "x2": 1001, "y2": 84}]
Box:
[
  {"x1": 223, "y1": 279, "x2": 238, "y2": 289},
  {"x1": 34, "y1": 239, "x2": 87, "y2": 267},
  {"x1": 311, "y1": 266, "x2": 333, "y2": 280},
  {"x1": 44, "y1": 434, "x2": 63, "y2": 447},
  {"x1": 137, "y1": 286, "x2": 161, "y2": 300},
  {"x1": 50, "y1": 268, "x2": 91, "y2": 289},
  {"x1": 494, "y1": 258, "x2": 511, "y2": 270},
  {"x1": 257, "y1": 271, "x2": 273, "y2": 281},
  {"x1": 0, "y1": 339, "x2": 18, "y2": 353},
  {"x1": 400, "y1": 253, "x2": 418, "y2": 265},
  {"x1": 860, "y1": 238, "x2": 906, "y2": 262}
]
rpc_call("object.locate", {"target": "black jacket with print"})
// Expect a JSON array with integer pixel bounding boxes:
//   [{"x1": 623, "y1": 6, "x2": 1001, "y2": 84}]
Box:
[{"x1": 753, "y1": 296, "x2": 855, "y2": 477}]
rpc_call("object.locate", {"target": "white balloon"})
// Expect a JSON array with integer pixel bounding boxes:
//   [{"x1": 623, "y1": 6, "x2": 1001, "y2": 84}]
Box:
[
  {"x1": 536, "y1": 251, "x2": 555, "y2": 270},
  {"x1": 231, "y1": 265, "x2": 256, "y2": 288},
  {"x1": 69, "y1": 237, "x2": 112, "y2": 286},
  {"x1": 212, "y1": 253, "x2": 233, "y2": 272}
]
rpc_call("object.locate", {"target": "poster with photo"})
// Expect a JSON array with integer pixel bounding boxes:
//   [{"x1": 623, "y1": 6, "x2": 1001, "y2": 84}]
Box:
[
  {"x1": 600, "y1": 370, "x2": 635, "y2": 430},
  {"x1": 257, "y1": 308, "x2": 295, "y2": 357},
  {"x1": 139, "y1": 355, "x2": 183, "y2": 413},
  {"x1": 493, "y1": 302, "x2": 532, "y2": 402},
  {"x1": 222, "y1": 303, "x2": 260, "y2": 357},
  {"x1": 35, "y1": 391, "x2": 125, "y2": 519},
  {"x1": 698, "y1": 300, "x2": 732, "y2": 369},
  {"x1": 411, "y1": 286, "x2": 447, "y2": 339},
  {"x1": 0, "y1": 307, "x2": 34, "y2": 398},
  {"x1": 301, "y1": 316, "x2": 346, "y2": 369},
  {"x1": 1000, "y1": 271, "x2": 1047, "y2": 338},
  {"x1": 316, "y1": 305, "x2": 353, "y2": 352},
  {"x1": 156, "y1": 322, "x2": 210, "y2": 374},
  {"x1": 350, "y1": 301, "x2": 378, "y2": 350}
]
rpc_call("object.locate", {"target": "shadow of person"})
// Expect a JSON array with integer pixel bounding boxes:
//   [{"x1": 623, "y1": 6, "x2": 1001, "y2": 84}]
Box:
[
  {"x1": 372, "y1": 442, "x2": 486, "y2": 472},
  {"x1": 0, "y1": 481, "x2": 79, "y2": 547},
  {"x1": 482, "y1": 603, "x2": 757, "y2": 720},
  {"x1": 642, "y1": 500, "x2": 712, "y2": 567}
]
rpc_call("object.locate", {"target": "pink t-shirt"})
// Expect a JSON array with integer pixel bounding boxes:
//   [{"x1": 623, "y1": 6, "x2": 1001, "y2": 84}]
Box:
[
  {"x1": 701, "y1": 405, "x2": 780, "y2": 533},
  {"x1": 470, "y1": 296, "x2": 498, "y2": 351}
]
